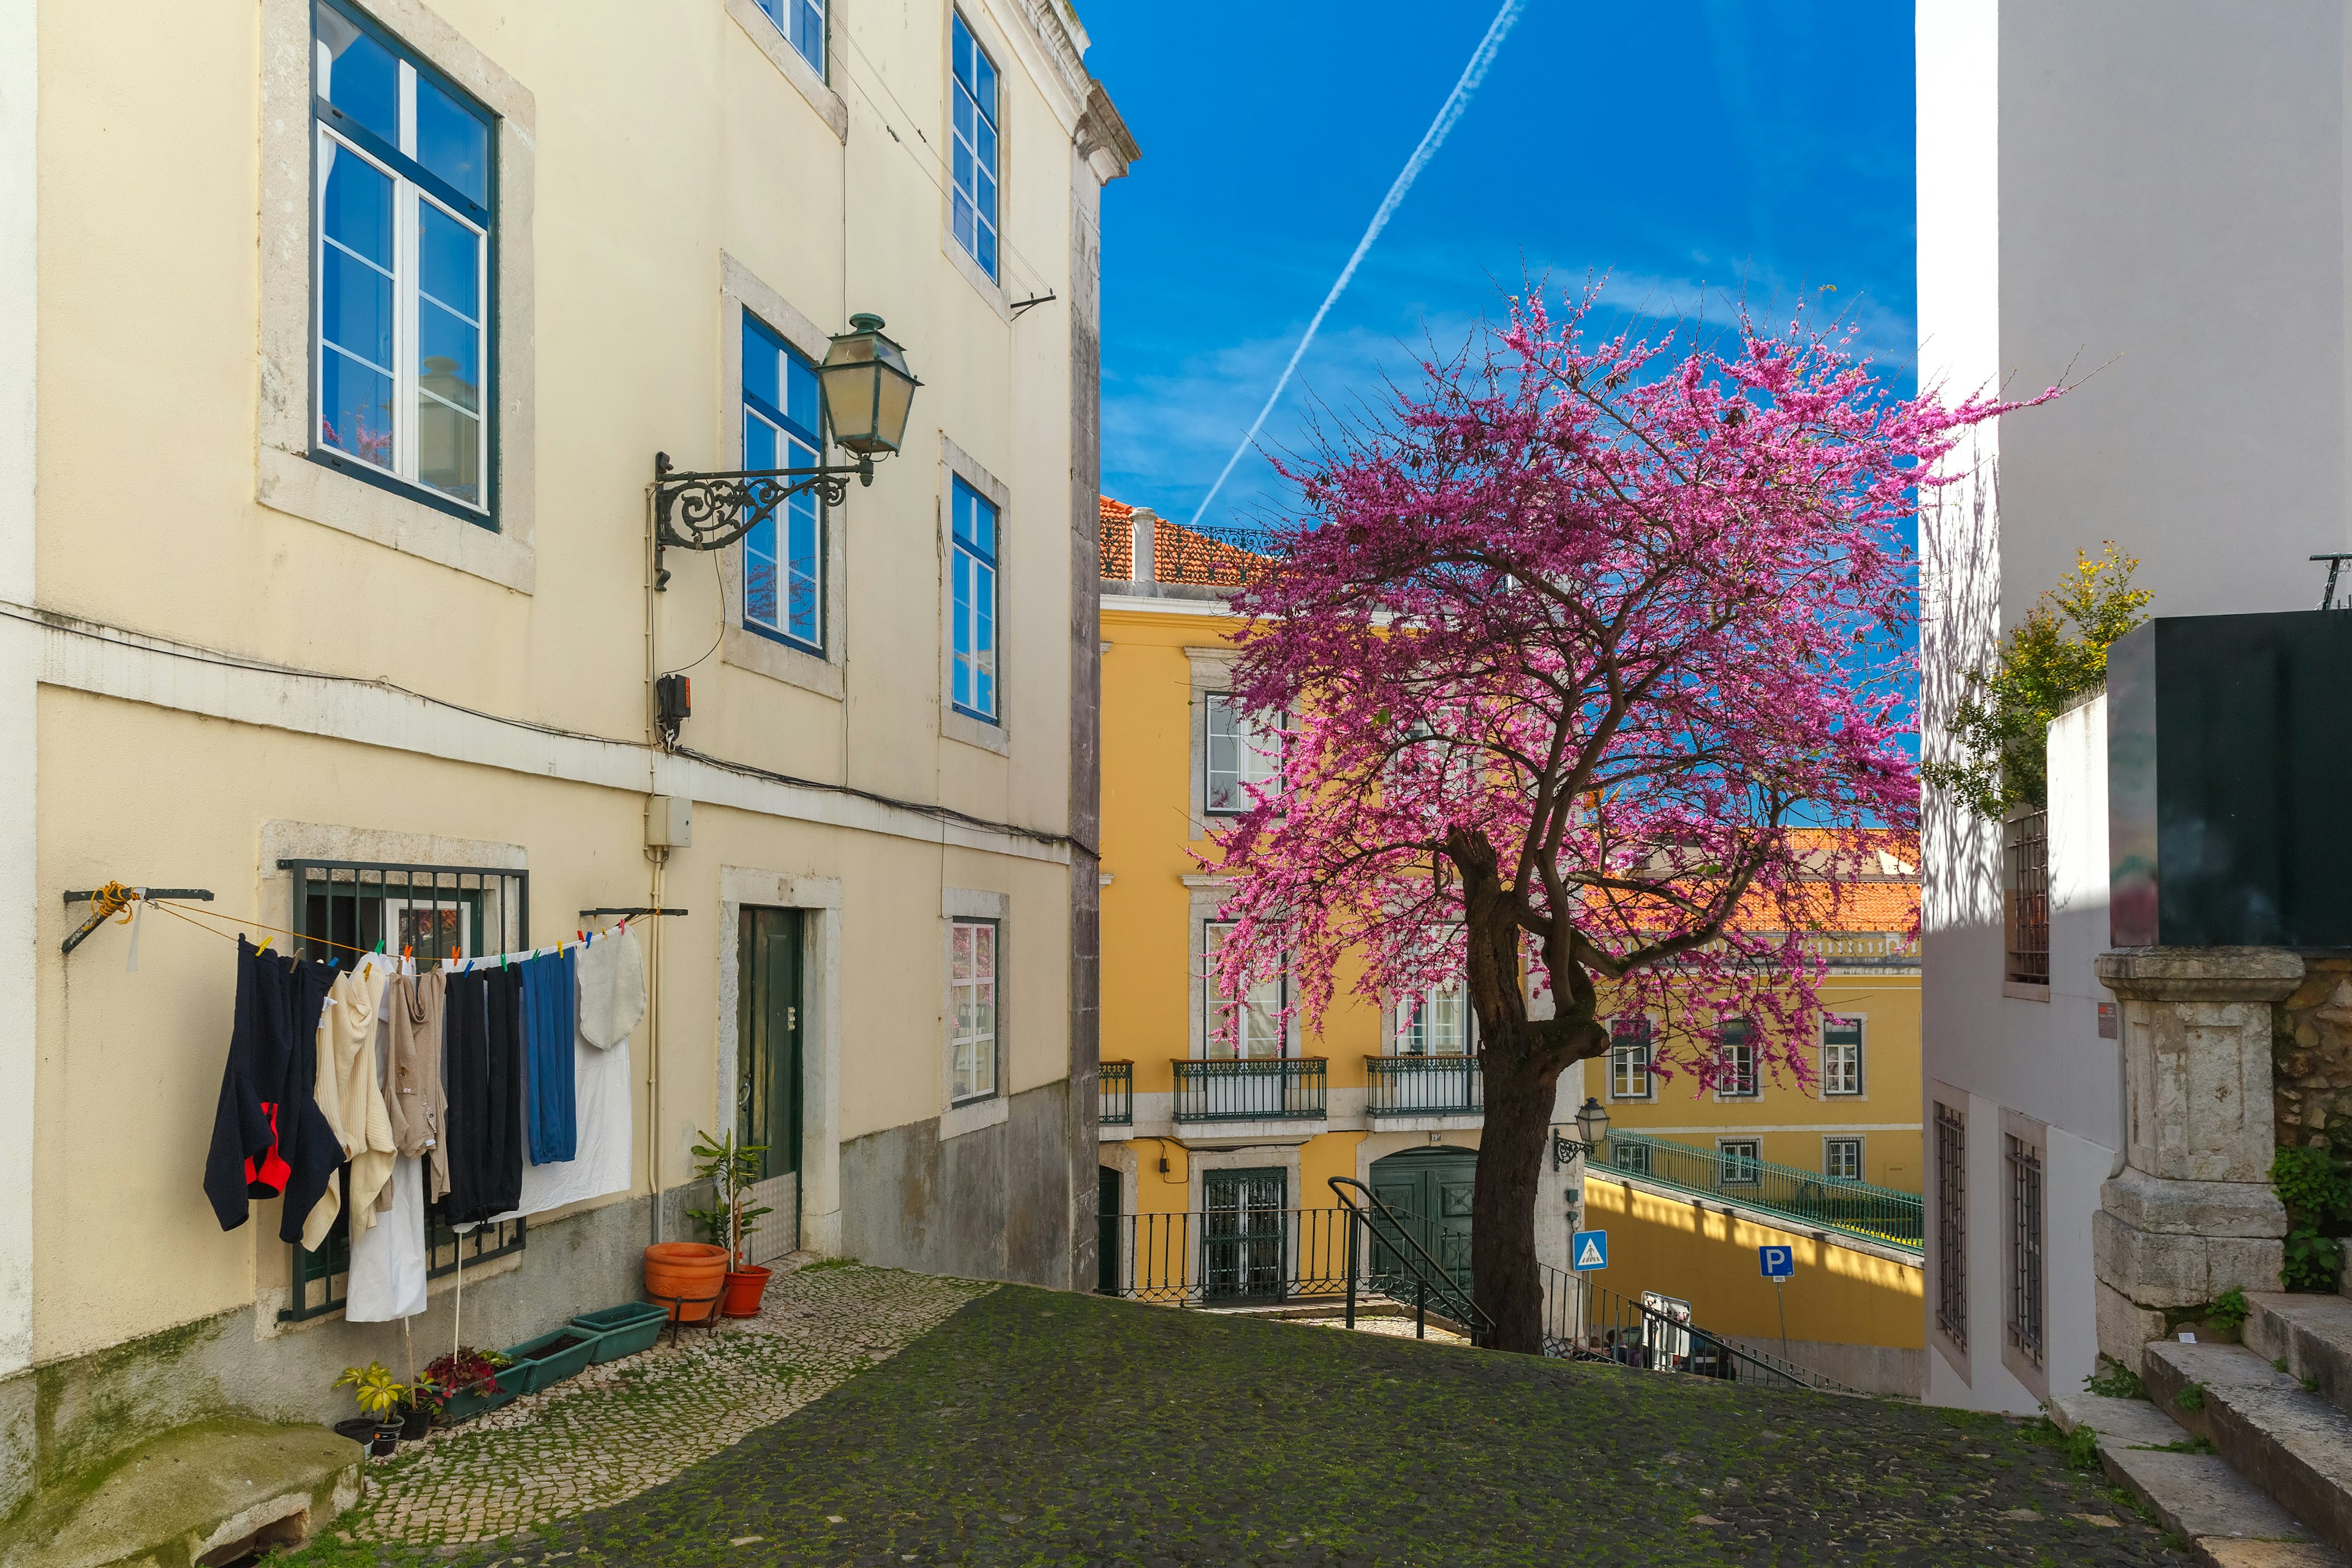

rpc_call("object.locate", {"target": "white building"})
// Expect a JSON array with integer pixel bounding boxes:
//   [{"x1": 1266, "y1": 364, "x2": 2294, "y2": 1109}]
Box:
[{"x1": 1917, "y1": 0, "x2": 2346, "y2": 1411}]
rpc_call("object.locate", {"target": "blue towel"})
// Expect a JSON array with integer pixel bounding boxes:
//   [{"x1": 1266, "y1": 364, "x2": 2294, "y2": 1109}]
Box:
[{"x1": 522, "y1": 948, "x2": 579, "y2": 1163}]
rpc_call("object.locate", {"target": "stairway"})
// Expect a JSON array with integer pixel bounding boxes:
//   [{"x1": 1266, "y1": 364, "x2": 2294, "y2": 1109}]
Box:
[{"x1": 2052, "y1": 1292, "x2": 2352, "y2": 1567}]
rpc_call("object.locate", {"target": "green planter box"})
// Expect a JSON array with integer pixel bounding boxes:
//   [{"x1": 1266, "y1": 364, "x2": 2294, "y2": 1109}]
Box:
[
  {"x1": 437, "y1": 1381, "x2": 516, "y2": 1424},
  {"x1": 570, "y1": 1302, "x2": 669, "y2": 1363},
  {"x1": 501, "y1": 1328, "x2": 598, "y2": 1395}
]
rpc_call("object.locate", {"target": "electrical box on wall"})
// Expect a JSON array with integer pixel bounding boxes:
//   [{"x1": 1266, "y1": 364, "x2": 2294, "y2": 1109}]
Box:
[{"x1": 646, "y1": 794, "x2": 693, "y2": 848}]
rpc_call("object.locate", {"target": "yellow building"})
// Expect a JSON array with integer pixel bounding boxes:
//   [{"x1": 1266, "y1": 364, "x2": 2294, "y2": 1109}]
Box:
[
  {"x1": 1095, "y1": 500, "x2": 1923, "y2": 1390},
  {"x1": 2, "y1": 0, "x2": 1135, "y2": 1541}
]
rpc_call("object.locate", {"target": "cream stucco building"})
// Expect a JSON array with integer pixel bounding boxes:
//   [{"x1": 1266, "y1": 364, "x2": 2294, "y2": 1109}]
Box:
[{"x1": 0, "y1": 0, "x2": 1134, "y2": 1532}]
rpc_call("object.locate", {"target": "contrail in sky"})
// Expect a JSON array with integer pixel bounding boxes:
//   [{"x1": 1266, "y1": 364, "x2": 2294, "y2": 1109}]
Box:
[{"x1": 1186, "y1": 0, "x2": 1528, "y2": 530}]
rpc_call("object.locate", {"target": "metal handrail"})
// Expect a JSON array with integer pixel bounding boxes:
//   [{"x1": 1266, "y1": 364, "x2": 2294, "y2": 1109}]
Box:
[
  {"x1": 1602, "y1": 1132, "x2": 1924, "y2": 1252},
  {"x1": 1328, "y1": 1176, "x2": 1494, "y2": 1348},
  {"x1": 1540, "y1": 1266, "x2": 1859, "y2": 1395}
]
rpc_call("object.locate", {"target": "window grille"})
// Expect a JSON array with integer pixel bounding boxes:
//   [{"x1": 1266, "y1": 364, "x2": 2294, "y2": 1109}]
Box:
[
  {"x1": 1717, "y1": 1139, "x2": 1762, "y2": 1186},
  {"x1": 277, "y1": 858, "x2": 529, "y2": 1321},
  {"x1": 2003, "y1": 809, "x2": 2050, "y2": 986},
  {"x1": 2005, "y1": 1133, "x2": 2045, "y2": 1365},
  {"x1": 1825, "y1": 1137, "x2": 1863, "y2": 1183},
  {"x1": 1935, "y1": 1104, "x2": 1967, "y2": 1346}
]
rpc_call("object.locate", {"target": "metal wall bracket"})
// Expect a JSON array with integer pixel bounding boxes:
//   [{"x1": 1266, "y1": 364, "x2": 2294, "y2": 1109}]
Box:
[
  {"x1": 651, "y1": 450, "x2": 871, "y2": 589},
  {"x1": 61, "y1": 886, "x2": 213, "y2": 955}
]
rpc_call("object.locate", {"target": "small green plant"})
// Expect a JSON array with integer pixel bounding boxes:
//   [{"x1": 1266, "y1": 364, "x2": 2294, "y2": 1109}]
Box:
[
  {"x1": 2274, "y1": 1145, "x2": 2351, "y2": 1292},
  {"x1": 1921, "y1": 545, "x2": 2152, "y2": 818},
  {"x1": 2305, "y1": 1373, "x2": 2323, "y2": 1395},
  {"x1": 332, "y1": 1360, "x2": 410, "y2": 1422},
  {"x1": 2174, "y1": 1382, "x2": 2206, "y2": 1413},
  {"x1": 2060, "y1": 1425, "x2": 2100, "y2": 1472},
  {"x1": 2207, "y1": 1287, "x2": 2250, "y2": 1335},
  {"x1": 685, "y1": 1128, "x2": 774, "y2": 1270},
  {"x1": 2084, "y1": 1356, "x2": 2146, "y2": 1401}
]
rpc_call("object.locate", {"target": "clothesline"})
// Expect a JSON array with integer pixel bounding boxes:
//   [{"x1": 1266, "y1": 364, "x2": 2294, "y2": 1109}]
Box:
[{"x1": 81, "y1": 880, "x2": 674, "y2": 964}]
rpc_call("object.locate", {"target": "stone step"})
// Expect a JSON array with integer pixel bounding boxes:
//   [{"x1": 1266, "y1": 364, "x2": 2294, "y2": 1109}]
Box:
[
  {"x1": 2145, "y1": 1338, "x2": 2352, "y2": 1561},
  {"x1": 2051, "y1": 1390, "x2": 2345, "y2": 1567},
  {"x1": 2248, "y1": 1293, "x2": 2352, "y2": 1420}
]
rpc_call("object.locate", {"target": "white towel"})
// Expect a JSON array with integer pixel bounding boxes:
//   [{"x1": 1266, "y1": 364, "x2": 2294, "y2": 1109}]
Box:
[
  {"x1": 345, "y1": 1155, "x2": 428, "y2": 1321},
  {"x1": 576, "y1": 929, "x2": 647, "y2": 1050}
]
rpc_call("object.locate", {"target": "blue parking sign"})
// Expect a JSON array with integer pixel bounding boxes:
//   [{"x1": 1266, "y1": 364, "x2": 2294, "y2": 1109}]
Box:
[
  {"x1": 1571, "y1": 1229, "x2": 1608, "y2": 1272},
  {"x1": 1759, "y1": 1245, "x2": 1795, "y2": 1278}
]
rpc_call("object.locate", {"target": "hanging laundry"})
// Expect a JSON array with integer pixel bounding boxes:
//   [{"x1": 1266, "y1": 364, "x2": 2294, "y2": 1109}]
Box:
[
  {"x1": 203, "y1": 938, "x2": 340, "y2": 1238},
  {"x1": 522, "y1": 946, "x2": 578, "y2": 1164},
  {"x1": 499, "y1": 929, "x2": 638, "y2": 1220},
  {"x1": 302, "y1": 962, "x2": 397, "y2": 1250},
  {"x1": 442, "y1": 968, "x2": 513, "y2": 1225},
  {"x1": 383, "y1": 969, "x2": 450, "y2": 1204},
  {"x1": 488, "y1": 963, "x2": 526, "y2": 1212}
]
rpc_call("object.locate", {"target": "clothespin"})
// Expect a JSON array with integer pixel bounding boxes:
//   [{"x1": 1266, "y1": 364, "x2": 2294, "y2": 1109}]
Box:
[
  {"x1": 257, "y1": 935, "x2": 273, "y2": 953},
  {"x1": 448, "y1": 945, "x2": 458, "y2": 963},
  {"x1": 402, "y1": 944, "x2": 413, "y2": 960}
]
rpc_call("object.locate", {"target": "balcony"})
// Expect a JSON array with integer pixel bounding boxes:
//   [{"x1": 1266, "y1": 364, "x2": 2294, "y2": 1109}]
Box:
[
  {"x1": 1172, "y1": 1058, "x2": 1327, "y2": 1123},
  {"x1": 1098, "y1": 1060, "x2": 1134, "y2": 1126},
  {"x1": 1364, "y1": 1054, "x2": 1483, "y2": 1117}
]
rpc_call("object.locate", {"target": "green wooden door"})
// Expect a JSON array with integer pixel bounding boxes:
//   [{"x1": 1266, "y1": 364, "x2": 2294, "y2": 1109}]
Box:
[
  {"x1": 737, "y1": 907, "x2": 803, "y2": 1182},
  {"x1": 1368, "y1": 1148, "x2": 1477, "y2": 1294}
]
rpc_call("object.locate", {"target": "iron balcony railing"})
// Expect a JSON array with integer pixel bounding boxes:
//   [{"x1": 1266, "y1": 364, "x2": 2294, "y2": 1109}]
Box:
[
  {"x1": 1101, "y1": 1205, "x2": 1362, "y2": 1306},
  {"x1": 1601, "y1": 1131, "x2": 1924, "y2": 1253},
  {"x1": 1539, "y1": 1267, "x2": 1854, "y2": 1394},
  {"x1": 1363, "y1": 1054, "x2": 1483, "y2": 1117},
  {"x1": 1172, "y1": 1057, "x2": 1327, "y2": 1122},
  {"x1": 1098, "y1": 1060, "x2": 1134, "y2": 1126}
]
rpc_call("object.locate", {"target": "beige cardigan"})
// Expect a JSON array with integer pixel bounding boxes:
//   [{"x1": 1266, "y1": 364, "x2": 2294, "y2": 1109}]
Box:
[{"x1": 300, "y1": 965, "x2": 397, "y2": 1251}]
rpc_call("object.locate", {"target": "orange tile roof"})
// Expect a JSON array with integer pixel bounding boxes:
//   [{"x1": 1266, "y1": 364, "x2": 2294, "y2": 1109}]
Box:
[
  {"x1": 1099, "y1": 496, "x2": 1134, "y2": 578},
  {"x1": 1098, "y1": 494, "x2": 1272, "y2": 587}
]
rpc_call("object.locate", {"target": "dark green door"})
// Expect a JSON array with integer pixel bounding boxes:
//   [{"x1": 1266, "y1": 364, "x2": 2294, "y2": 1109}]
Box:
[
  {"x1": 1202, "y1": 1167, "x2": 1287, "y2": 1301},
  {"x1": 1097, "y1": 1167, "x2": 1121, "y2": 1295},
  {"x1": 1368, "y1": 1148, "x2": 1477, "y2": 1293},
  {"x1": 737, "y1": 907, "x2": 803, "y2": 1182}
]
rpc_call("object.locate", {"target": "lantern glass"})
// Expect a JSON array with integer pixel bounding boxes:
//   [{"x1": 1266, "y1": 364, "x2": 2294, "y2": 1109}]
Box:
[
  {"x1": 1574, "y1": 1096, "x2": 1610, "y2": 1148},
  {"x1": 819, "y1": 313, "x2": 918, "y2": 458}
]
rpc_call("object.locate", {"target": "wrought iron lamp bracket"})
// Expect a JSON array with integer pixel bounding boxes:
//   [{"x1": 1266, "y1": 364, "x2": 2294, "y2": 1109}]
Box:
[
  {"x1": 1551, "y1": 1131, "x2": 1601, "y2": 1171},
  {"x1": 651, "y1": 450, "x2": 872, "y2": 589}
]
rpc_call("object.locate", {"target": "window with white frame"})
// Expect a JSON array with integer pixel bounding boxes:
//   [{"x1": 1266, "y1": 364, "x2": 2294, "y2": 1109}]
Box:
[
  {"x1": 950, "y1": 477, "x2": 998, "y2": 722},
  {"x1": 1206, "y1": 922, "x2": 1284, "y2": 1060},
  {"x1": 1821, "y1": 1014, "x2": 1864, "y2": 1096},
  {"x1": 1825, "y1": 1136, "x2": 1863, "y2": 1182},
  {"x1": 741, "y1": 315, "x2": 825, "y2": 652},
  {"x1": 949, "y1": 12, "x2": 999, "y2": 279},
  {"x1": 1716, "y1": 1019, "x2": 1757, "y2": 1098},
  {"x1": 949, "y1": 918, "x2": 997, "y2": 1102},
  {"x1": 1393, "y1": 985, "x2": 1469, "y2": 1057},
  {"x1": 754, "y1": 0, "x2": 824, "y2": 75},
  {"x1": 1717, "y1": 1138, "x2": 1762, "y2": 1185},
  {"x1": 1611, "y1": 1140, "x2": 1652, "y2": 1176},
  {"x1": 313, "y1": 0, "x2": 493, "y2": 520},
  {"x1": 1204, "y1": 695, "x2": 1283, "y2": 815},
  {"x1": 1608, "y1": 1015, "x2": 1653, "y2": 1099}
]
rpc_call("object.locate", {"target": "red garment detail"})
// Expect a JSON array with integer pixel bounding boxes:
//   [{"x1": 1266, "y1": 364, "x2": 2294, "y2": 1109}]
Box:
[{"x1": 246, "y1": 1101, "x2": 290, "y2": 1197}]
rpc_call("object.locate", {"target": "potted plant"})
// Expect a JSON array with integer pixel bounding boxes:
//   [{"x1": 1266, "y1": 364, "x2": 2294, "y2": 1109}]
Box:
[
  {"x1": 331, "y1": 1362, "x2": 409, "y2": 1456},
  {"x1": 686, "y1": 1129, "x2": 775, "y2": 1317},
  {"x1": 420, "y1": 1346, "x2": 514, "y2": 1424}
]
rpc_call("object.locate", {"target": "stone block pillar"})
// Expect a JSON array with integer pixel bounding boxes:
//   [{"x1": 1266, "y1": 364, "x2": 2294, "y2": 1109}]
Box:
[{"x1": 2093, "y1": 949, "x2": 2296, "y2": 1370}]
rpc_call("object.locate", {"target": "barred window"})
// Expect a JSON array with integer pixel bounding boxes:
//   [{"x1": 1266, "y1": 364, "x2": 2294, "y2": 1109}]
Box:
[
  {"x1": 2006, "y1": 1133, "x2": 2045, "y2": 1365},
  {"x1": 2004, "y1": 809, "x2": 2050, "y2": 986},
  {"x1": 1936, "y1": 1102, "x2": 1967, "y2": 1347},
  {"x1": 1825, "y1": 1136, "x2": 1863, "y2": 1182}
]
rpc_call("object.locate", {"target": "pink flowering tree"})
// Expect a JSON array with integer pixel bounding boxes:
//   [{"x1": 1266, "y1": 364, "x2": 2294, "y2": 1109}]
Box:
[{"x1": 1208, "y1": 290, "x2": 2038, "y2": 1354}]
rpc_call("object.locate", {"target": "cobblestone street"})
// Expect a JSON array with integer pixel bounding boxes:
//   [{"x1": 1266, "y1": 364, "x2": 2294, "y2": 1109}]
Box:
[{"x1": 279, "y1": 1266, "x2": 2192, "y2": 1568}]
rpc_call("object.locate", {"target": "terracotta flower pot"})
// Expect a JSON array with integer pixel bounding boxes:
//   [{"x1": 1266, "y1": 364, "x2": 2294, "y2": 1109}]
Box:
[
  {"x1": 722, "y1": 1265, "x2": 772, "y2": 1317},
  {"x1": 643, "y1": 1241, "x2": 729, "y2": 1321}
]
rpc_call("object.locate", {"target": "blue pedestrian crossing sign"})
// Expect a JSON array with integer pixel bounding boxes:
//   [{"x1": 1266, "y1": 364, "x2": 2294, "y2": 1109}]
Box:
[
  {"x1": 1571, "y1": 1229, "x2": 1608, "y2": 1272},
  {"x1": 1759, "y1": 1245, "x2": 1795, "y2": 1278}
]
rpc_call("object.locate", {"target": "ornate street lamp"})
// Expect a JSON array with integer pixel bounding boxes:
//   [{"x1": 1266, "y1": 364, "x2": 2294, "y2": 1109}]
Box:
[
  {"x1": 652, "y1": 313, "x2": 920, "y2": 589},
  {"x1": 1551, "y1": 1096, "x2": 1612, "y2": 1170}
]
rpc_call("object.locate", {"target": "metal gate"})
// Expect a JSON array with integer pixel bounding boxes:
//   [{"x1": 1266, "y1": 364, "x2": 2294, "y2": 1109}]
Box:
[{"x1": 1201, "y1": 1168, "x2": 1287, "y2": 1302}]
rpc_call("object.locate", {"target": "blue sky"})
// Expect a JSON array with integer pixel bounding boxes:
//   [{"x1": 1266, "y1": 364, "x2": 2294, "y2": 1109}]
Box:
[{"x1": 1082, "y1": 1, "x2": 1917, "y2": 532}]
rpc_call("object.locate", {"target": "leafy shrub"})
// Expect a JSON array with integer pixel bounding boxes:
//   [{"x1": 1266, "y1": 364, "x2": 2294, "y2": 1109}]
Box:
[
  {"x1": 2084, "y1": 1357, "x2": 2147, "y2": 1401},
  {"x1": 2274, "y1": 1146, "x2": 2352, "y2": 1292},
  {"x1": 2207, "y1": 1287, "x2": 2250, "y2": 1335}
]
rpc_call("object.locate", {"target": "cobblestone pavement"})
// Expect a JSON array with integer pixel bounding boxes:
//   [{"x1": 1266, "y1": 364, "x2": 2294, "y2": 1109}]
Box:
[
  {"x1": 282, "y1": 1279, "x2": 2192, "y2": 1567},
  {"x1": 319, "y1": 1261, "x2": 991, "y2": 1546}
]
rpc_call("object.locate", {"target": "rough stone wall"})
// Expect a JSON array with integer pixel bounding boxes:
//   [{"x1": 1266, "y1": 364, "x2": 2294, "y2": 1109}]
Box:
[
  {"x1": 2275, "y1": 954, "x2": 2352, "y2": 1154},
  {"x1": 837, "y1": 1080, "x2": 1073, "y2": 1289}
]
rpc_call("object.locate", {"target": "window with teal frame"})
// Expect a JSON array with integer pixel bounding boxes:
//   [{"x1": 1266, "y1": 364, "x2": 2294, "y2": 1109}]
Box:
[
  {"x1": 951, "y1": 476, "x2": 998, "y2": 721},
  {"x1": 742, "y1": 315, "x2": 825, "y2": 653}
]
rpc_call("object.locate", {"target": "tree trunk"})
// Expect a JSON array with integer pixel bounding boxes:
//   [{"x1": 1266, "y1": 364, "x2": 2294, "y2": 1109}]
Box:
[{"x1": 1471, "y1": 1027, "x2": 1563, "y2": 1354}]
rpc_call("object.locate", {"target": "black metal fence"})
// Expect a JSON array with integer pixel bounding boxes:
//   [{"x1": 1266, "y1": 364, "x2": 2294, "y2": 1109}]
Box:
[
  {"x1": 1172, "y1": 1057, "x2": 1327, "y2": 1122},
  {"x1": 1102, "y1": 1205, "x2": 1362, "y2": 1305},
  {"x1": 1364, "y1": 1054, "x2": 1482, "y2": 1117},
  {"x1": 1098, "y1": 1060, "x2": 1133, "y2": 1126},
  {"x1": 1538, "y1": 1267, "x2": 1852, "y2": 1393}
]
